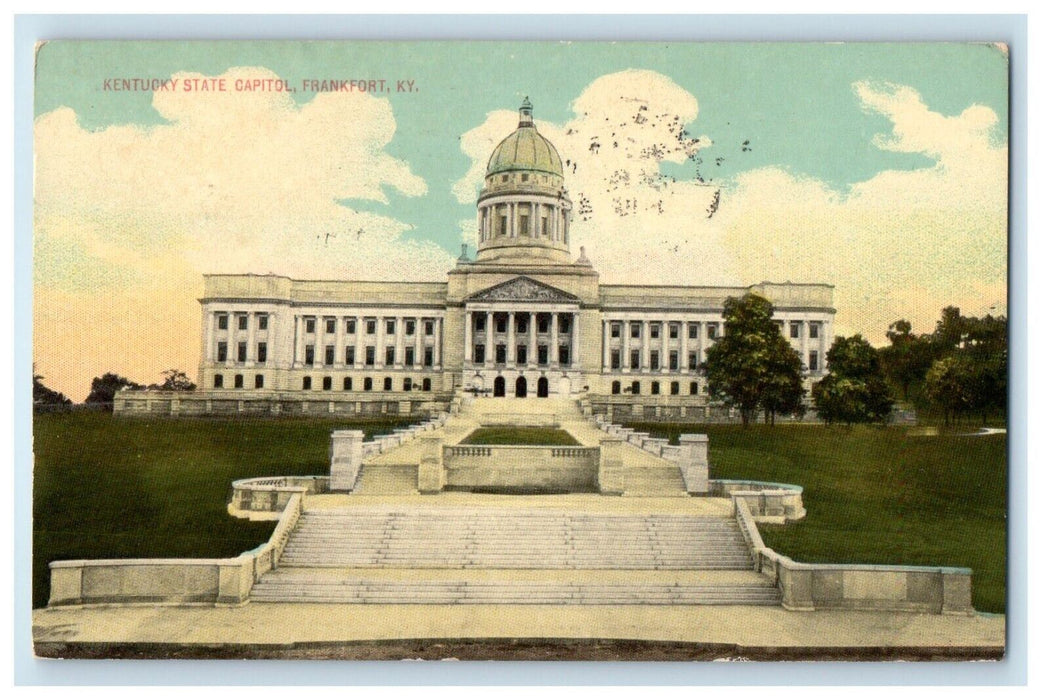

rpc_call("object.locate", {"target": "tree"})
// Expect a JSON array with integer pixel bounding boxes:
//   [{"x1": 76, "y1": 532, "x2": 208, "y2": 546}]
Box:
[
  {"x1": 85, "y1": 372, "x2": 143, "y2": 408},
  {"x1": 703, "y1": 293, "x2": 805, "y2": 427},
  {"x1": 924, "y1": 356, "x2": 971, "y2": 426},
  {"x1": 879, "y1": 320, "x2": 935, "y2": 400},
  {"x1": 923, "y1": 311, "x2": 1007, "y2": 424},
  {"x1": 813, "y1": 335, "x2": 894, "y2": 425},
  {"x1": 33, "y1": 370, "x2": 71, "y2": 406},
  {"x1": 150, "y1": 369, "x2": 196, "y2": 392}
]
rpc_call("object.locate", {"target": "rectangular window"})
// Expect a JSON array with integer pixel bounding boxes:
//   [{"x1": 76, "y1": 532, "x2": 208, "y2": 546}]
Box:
[
  {"x1": 385, "y1": 346, "x2": 395, "y2": 366},
  {"x1": 516, "y1": 316, "x2": 528, "y2": 333},
  {"x1": 213, "y1": 374, "x2": 223, "y2": 388},
  {"x1": 424, "y1": 347, "x2": 434, "y2": 367},
  {"x1": 669, "y1": 351, "x2": 679, "y2": 371},
  {"x1": 257, "y1": 314, "x2": 268, "y2": 331},
  {"x1": 610, "y1": 322, "x2": 621, "y2": 338},
  {"x1": 650, "y1": 351, "x2": 660, "y2": 370},
  {"x1": 305, "y1": 318, "x2": 316, "y2": 334},
  {"x1": 302, "y1": 376, "x2": 312, "y2": 390},
  {"x1": 517, "y1": 345, "x2": 527, "y2": 364},
  {"x1": 366, "y1": 319, "x2": 376, "y2": 334},
  {"x1": 386, "y1": 319, "x2": 396, "y2": 335},
  {"x1": 690, "y1": 381, "x2": 699, "y2": 395},
  {"x1": 650, "y1": 324, "x2": 660, "y2": 339},
  {"x1": 424, "y1": 320, "x2": 434, "y2": 336},
  {"x1": 403, "y1": 377, "x2": 413, "y2": 392},
  {"x1": 405, "y1": 347, "x2": 415, "y2": 366},
  {"x1": 364, "y1": 377, "x2": 373, "y2": 391},
  {"x1": 345, "y1": 346, "x2": 355, "y2": 365},
  {"x1": 541, "y1": 217, "x2": 549, "y2": 236},
  {"x1": 365, "y1": 346, "x2": 375, "y2": 366},
  {"x1": 346, "y1": 318, "x2": 356, "y2": 334},
  {"x1": 790, "y1": 322, "x2": 802, "y2": 339},
  {"x1": 688, "y1": 323, "x2": 699, "y2": 339},
  {"x1": 254, "y1": 374, "x2": 264, "y2": 389},
  {"x1": 519, "y1": 213, "x2": 530, "y2": 235},
  {"x1": 707, "y1": 323, "x2": 719, "y2": 340},
  {"x1": 304, "y1": 345, "x2": 315, "y2": 365},
  {"x1": 559, "y1": 316, "x2": 571, "y2": 334},
  {"x1": 322, "y1": 376, "x2": 332, "y2": 391},
  {"x1": 499, "y1": 215, "x2": 507, "y2": 235},
  {"x1": 538, "y1": 317, "x2": 549, "y2": 333},
  {"x1": 538, "y1": 345, "x2": 548, "y2": 365},
  {"x1": 631, "y1": 381, "x2": 640, "y2": 394},
  {"x1": 611, "y1": 381, "x2": 621, "y2": 395},
  {"x1": 496, "y1": 317, "x2": 506, "y2": 333},
  {"x1": 217, "y1": 342, "x2": 227, "y2": 362},
  {"x1": 324, "y1": 345, "x2": 335, "y2": 366},
  {"x1": 406, "y1": 320, "x2": 416, "y2": 336},
  {"x1": 383, "y1": 377, "x2": 393, "y2": 391},
  {"x1": 474, "y1": 344, "x2": 485, "y2": 363},
  {"x1": 630, "y1": 322, "x2": 641, "y2": 339},
  {"x1": 422, "y1": 378, "x2": 431, "y2": 391},
  {"x1": 495, "y1": 344, "x2": 506, "y2": 363},
  {"x1": 611, "y1": 349, "x2": 621, "y2": 370},
  {"x1": 670, "y1": 381, "x2": 680, "y2": 395},
  {"x1": 217, "y1": 314, "x2": 228, "y2": 330},
  {"x1": 257, "y1": 342, "x2": 267, "y2": 363},
  {"x1": 237, "y1": 314, "x2": 248, "y2": 330},
  {"x1": 809, "y1": 351, "x2": 819, "y2": 372},
  {"x1": 475, "y1": 315, "x2": 486, "y2": 332},
  {"x1": 669, "y1": 324, "x2": 679, "y2": 339},
  {"x1": 325, "y1": 318, "x2": 336, "y2": 334},
  {"x1": 559, "y1": 345, "x2": 570, "y2": 365},
  {"x1": 651, "y1": 381, "x2": 660, "y2": 395},
  {"x1": 689, "y1": 352, "x2": 699, "y2": 370},
  {"x1": 630, "y1": 350, "x2": 641, "y2": 370},
  {"x1": 237, "y1": 342, "x2": 247, "y2": 362},
  {"x1": 810, "y1": 322, "x2": 820, "y2": 339},
  {"x1": 343, "y1": 377, "x2": 352, "y2": 391}
]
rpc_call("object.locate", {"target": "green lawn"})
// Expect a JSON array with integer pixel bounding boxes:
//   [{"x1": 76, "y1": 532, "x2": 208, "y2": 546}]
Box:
[
  {"x1": 32, "y1": 412, "x2": 413, "y2": 609},
  {"x1": 460, "y1": 427, "x2": 580, "y2": 446},
  {"x1": 627, "y1": 422, "x2": 1007, "y2": 614}
]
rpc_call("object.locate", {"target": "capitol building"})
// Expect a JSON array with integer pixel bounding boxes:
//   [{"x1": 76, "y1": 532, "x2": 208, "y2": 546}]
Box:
[{"x1": 116, "y1": 100, "x2": 835, "y2": 420}]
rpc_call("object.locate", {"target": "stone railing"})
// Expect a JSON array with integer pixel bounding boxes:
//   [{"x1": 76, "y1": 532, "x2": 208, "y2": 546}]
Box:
[
  {"x1": 711, "y1": 479, "x2": 806, "y2": 523},
  {"x1": 477, "y1": 413, "x2": 560, "y2": 428},
  {"x1": 228, "y1": 475, "x2": 328, "y2": 520},
  {"x1": 114, "y1": 388, "x2": 451, "y2": 418},
  {"x1": 731, "y1": 496, "x2": 973, "y2": 615},
  {"x1": 48, "y1": 493, "x2": 304, "y2": 607},
  {"x1": 443, "y1": 444, "x2": 600, "y2": 492},
  {"x1": 592, "y1": 412, "x2": 709, "y2": 494},
  {"x1": 331, "y1": 413, "x2": 449, "y2": 491}
]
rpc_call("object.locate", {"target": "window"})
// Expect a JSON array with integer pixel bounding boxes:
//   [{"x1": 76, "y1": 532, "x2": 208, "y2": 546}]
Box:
[
  {"x1": 630, "y1": 322, "x2": 641, "y2": 339},
  {"x1": 475, "y1": 315, "x2": 486, "y2": 332},
  {"x1": 650, "y1": 351, "x2": 660, "y2": 371},
  {"x1": 669, "y1": 351, "x2": 679, "y2": 371},
  {"x1": 611, "y1": 380, "x2": 621, "y2": 395},
  {"x1": 305, "y1": 318, "x2": 316, "y2": 334},
  {"x1": 366, "y1": 319, "x2": 376, "y2": 334},
  {"x1": 670, "y1": 324, "x2": 680, "y2": 339},
  {"x1": 364, "y1": 377, "x2": 373, "y2": 391},
  {"x1": 424, "y1": 320, "x2": 434, "y2": 336},
  {"x1": 238, "y1": 315, "x2": 248, "y2": 330},
  {"x1": 688, "y1": 323, "x2": 699, "y2": 339},
  {"x1": 495, "y1": 345, "x2": 506, "y2": 363},
  {"x1": 496, "y1": 317, "x2": 506, "y2": 333},
  {"x1": 651, "y1": 381, "x2": 660, "y2": 395},
  {"x1": 405, "y1": 346, "x2": 416, "y2": 367},
  {"x1": 237, "y1": 342, "x2": 247, "y2": 362},
  {"x1": 541, "y1": 216, "x2": 549, "y2": 236},
  {"x1": 403, "y1": 378, "x2": 413, "y2": 391},
  {"x1": 689, "y1": 352, "x2": 699, "y2": 370},
  {"x1": 324, "y1": 346, "x2": 335, "y2": 366},
  {"x1": 257, "y1": 342, "x2": 267, "y2": 363},
  {"x1": 365, "y1": 346, "x2": 375, "y2": 366},
  {"x1": 630, "y1": 350, "x2": 641, "y2": 370},
  {"x1": 611, "y1": 350, "x2": 621, "y2": 370},
  {"x1": 630, "y1": 381, "x2": 641, "y2": 394},
  {"x1": 383, "y1": 377, "x2": 392, "y2": 391},
  {"x1": 809, "y1": 351, "x2": 819, "y2": 372},
  {"x1": 304, "y1": 345, "x2": 315, "y2": 365},
  {"x1": 501, "y1": 174, "x2": 509, "y2": 183},
  {"x1": 325, "y1": 318, "x2": 336, "y2": 334},
  {"x1": 810, "y1": 322, "x2": 820, "y2": 339},
  {"x1": 521, "y1": 173, "x2": 529, "y2": 182},
  {"x1": 217, "y1": 342, "x2": 228, "y2": 362},
  {"x1": 650, "y1": 324, "x2": 660, "y2": 339},
  {"x1": 537, "y1": 345, "x2": 548, "y2": 365},
  {"x1": 257, "y1": 315, "x2": 268, "y2": 331},
  {"x1": 385, "y1": 346, "x2": 395, "y2": 366},
  {"x1": 499, "y1": 215, "x2": 508, "y2": 235},
  {"x1": 254, "y1": 374, "x2": 264, "y2": 389},
  {"x1": 690, "y1": 381, "x2": 699, "y2": 395},
  {"x1": 386, "y1": 319, "x2": 396, "y2": 335},
  {"x1": 517, "y1": 345, "x2": 528, "y2": 364},
  {"x1": 538, "y1": 316, "x2": 549, "y2": 333},
  {"x1": 345, "y1": 346, "x2": 355, "y2": 365},
  {"x1": 217, "y1": 314, "x2": 228, "y2": 330},
  {"x1": 559, "y1": 316, "x2": 571, "y2": 334},
  {"x1": 671, "y1": 381, "x2": 680, "y2": 395},
  {"x1": 322, "y1": 376, "x2": 332, "y2": 391},
  {"x1": 474, "y1": 344, "x2": 485, "y2": 363},
  {"x1": 790, "y1": 322, "x2": 801, "y2": 339},
  {"x1": 559, "y1": 345, "x2": 570, "y2": 365},
  {"x1": 343, "y1": 377, "x2": 352, "y2": 391},
  {"x1": 302, "y1": 376, "x2": 312, "y2": 390},
  {"x1": 346, "y1": 318, "x2": 356, "y2": 334},
  {"x1": 424, "y1": 347, "x2": 434, "y2": 367},
  {"x1": 213, "y1": 374, "x2": 223, "y2": 388},
  {"x1": 611, "y1": 322, "x2": 621, "y2": 338},
  {"x1": 406, "y1": 320, "x2": 416, "y2": 336},
  {"x1": 422, "y1": 378, "x2": 431, "y2": 391},
  {"x1": 707, "y1": 323, "x2": 719, "y2": 340},
  {"x1": 519, "y1": 213, "x2": 530, "y2": 235},
  {"x1": 516, "y1": 316, "x2": 528, "y2": 333}
]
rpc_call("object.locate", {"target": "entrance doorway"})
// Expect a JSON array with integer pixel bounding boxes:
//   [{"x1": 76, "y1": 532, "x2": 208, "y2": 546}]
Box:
[
  {"x1": 493, "y1": 376, "x2": 506, "y2": 397},
  {"x1": 537, "y1": 376, "x2": 549, "y2": 398},
  {"x1": 515, "y1": 376, "x2": 528, "y2": 398}
]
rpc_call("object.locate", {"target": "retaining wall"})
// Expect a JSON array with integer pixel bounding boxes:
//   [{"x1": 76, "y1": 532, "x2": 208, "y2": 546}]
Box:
[{"x1": 443, "y1": 445, "x2": 600, "y2": 492}]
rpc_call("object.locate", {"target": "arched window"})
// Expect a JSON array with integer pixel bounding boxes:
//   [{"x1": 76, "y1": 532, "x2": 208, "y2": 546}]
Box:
[
  {"x1": 364, "y1": 377, "x2": 373, "y2": 391},
  {"x1": 651, "y1": 381, "x2": 660, "y2": 395},
  {"x1": 383, "y1": 377, "x2": 392, "y2": 391},
  {"x1": 343, "y1": 377, "x2": 352, "y2": 391},
  {"x1": 403, "y1": 377, "x2": 413, "y2": 391},
  {"x1": 611, "y1": 380, "x2": 621, "y2": 395},
  {"x1": 302, "y1": 376, "x2": 312, "y2": 390},
  {"x1": 689, "y1": 381, "x2": 699, "y2": 395},
  {"x1": 631, "y1": 381, "x2": 640, "y2": 395}
]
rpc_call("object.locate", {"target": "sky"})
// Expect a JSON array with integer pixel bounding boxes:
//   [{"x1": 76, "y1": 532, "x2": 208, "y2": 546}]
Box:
[{"x1": 32, "y1": 41, "x2": 1009, "y2": 401}]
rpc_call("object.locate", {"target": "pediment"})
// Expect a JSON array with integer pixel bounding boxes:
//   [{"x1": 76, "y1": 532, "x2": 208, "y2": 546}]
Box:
[{"x1": 467, "y1": 276, "x2": 579, "y2": 304}]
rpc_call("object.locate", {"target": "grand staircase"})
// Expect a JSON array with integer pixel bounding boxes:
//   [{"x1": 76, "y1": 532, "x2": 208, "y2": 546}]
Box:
[{"x1": 251, "y1": 506, "x2": 780, "y2": 605}]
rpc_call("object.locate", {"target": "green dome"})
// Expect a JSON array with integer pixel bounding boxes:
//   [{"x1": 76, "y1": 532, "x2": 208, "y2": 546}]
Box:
[{"x1": 486, "y1": 100, "x2": 563, "y2": 177}]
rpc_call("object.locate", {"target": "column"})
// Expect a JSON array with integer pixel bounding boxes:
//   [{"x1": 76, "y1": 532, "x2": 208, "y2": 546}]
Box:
[
  {"x1": 354, "y1": 316, "x2": 364, "y2": 369},
  {"x1": 679, "y1": 320, "x2": 688, "y2": 374},
  {"x1": 293, "y1": 315, "x2": 303, "y2": 366},
  {"x1": 801, "y1": 316, "x2": 810, "y2": 374},
  {"x1": 563, "y1": 211, "x2": 569, "y2": 247},
  {"x1": 464, "y1": 312, "x2": 473, "y2": 368},
  {"x1": 510, "y1": 203, "x2": 518, "y2": 238},
  {"x1": 661, "y1": 320, "x2": 670, "y2": 374},
  {"x1": 435, "y1": 317, "x2": 443, "y2": 369},
  {"x1": 414, "y1": 317, "x2": 423, "y2": 368},
  {"x1": 335, "y1": 314, "x2": 345, "y2": 367},
  {"x1": 204, "y1": 310, "x2": 215, "y2": 362},
  {"x1": 642, "y1": 321, "x2": 651, "y2": 371},
  {"x1": 376, "y1": 315, "x2": 386, "y2": 368},
  {"x1": 394, "y1": 316, "x2": 405, "y2": 368},
  {"x1": 507, "y1": 311, "x2": 516, "y2": 368},
  {"x1": 528, "y1": 312, "x2": 538, "y2": 367},
  {"x1": 485, "y1": 310, "x2": 494, "y2": 366},
  {"x1": 477, "y1": 209, "x2": 483, "y2": 242},
  {"x1": 532, "y1": 201, "x2": 539, "y2": 237},
  {"x1": 550, "y1": 313, "x2": 560, "y2": 368},
  {"x1": 571, "y1": 312, "x2": 581, "y2": 367},
  {"x1": 621, "y1": 318, "x2": 629, "y2": 373},
  {"x1": 602, "y1": 321, "x2": 611, "y2": 370}
]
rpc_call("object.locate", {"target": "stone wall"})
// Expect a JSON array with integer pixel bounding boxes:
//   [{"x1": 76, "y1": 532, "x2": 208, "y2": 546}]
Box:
[
  {"x1": 443, "y1": 445, "x2": 600, "y2": 492},
  {"x1": 114, "y1": 389, "x2": 451, "y2": 418}
]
